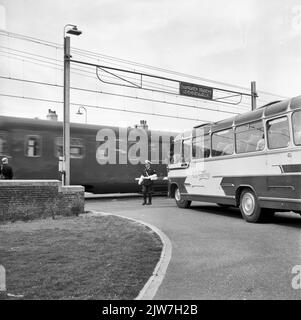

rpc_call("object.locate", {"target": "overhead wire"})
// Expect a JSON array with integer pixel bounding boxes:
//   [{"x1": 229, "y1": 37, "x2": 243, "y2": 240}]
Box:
[
  {"x1": 0, "y1": 46, "x2": 252, "y2": 107},
  {"x1": 0, "y1": 92, "x2": 210, "y2": 123},
  {"x1": 0, "y1": 75, "x2": 246, "y2": 115},
  {"x1": 0, "y1": 30, "x2": 288, "y2": 99},
  {"x1": 0, "y1": 34, "x2": 275, "y2": 110},
  {"x1": 0, "y1": 31, "x2": 285, "y2": 115},
  {"x1": 0, "y1": 51, "x2": 251, "y2": 113}
]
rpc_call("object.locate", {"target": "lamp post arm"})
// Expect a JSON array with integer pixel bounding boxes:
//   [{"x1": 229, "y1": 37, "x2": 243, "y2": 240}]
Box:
[{"x1": 63, "y1": 24, "x2": 77, "y2": 38}]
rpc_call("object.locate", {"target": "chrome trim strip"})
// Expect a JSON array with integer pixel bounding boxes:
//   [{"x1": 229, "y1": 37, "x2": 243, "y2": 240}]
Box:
[
  {"x1": 259, "y1": 197, "x2": 301, "y2": 203},
  {"x1": 212, "y1": 173, "x2": 301, "y2": 178},
  {"x1": 268, "y1": 185, "x2": 295, "y2": 191},
  {"x1": 181, "y1": 193, "x2": 235, "y2": 199},
  {"x1": 220, "y1": 183, "x2": 235, "y2": 187}
]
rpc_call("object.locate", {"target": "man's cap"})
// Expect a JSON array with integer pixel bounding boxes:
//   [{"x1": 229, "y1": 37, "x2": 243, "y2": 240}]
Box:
[
  {"x1": 1, "y1": 157, "x2": 8, "y2": 164},
  {"x1": 145, "y1": 160, "x2": 152, "y2": 165}
]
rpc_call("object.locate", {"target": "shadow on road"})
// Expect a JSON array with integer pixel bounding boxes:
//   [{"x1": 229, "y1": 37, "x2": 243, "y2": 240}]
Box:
[
  {"x1": 271, "y1": 214, "x2": 301, "y2": 229},
  {"x1": 190, "y1": 205, "x2": 242, "y2": 220},
  {"x1": 189, "y1": 204, "x2": 301, "y2": 228}
]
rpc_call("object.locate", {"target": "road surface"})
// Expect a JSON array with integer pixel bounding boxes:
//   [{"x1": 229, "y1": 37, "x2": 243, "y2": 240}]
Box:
[{"x1": 85, "y1": 196, "x2": 301, "y2": 300}]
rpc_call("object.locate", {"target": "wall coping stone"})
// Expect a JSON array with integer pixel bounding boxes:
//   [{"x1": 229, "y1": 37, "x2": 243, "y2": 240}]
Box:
[
  {"x1": 0, "y1": 180, "x2": 61, "y2": 187},
  {"x1": 59, "y1": 186, "x2": 85, "y2": 193}
]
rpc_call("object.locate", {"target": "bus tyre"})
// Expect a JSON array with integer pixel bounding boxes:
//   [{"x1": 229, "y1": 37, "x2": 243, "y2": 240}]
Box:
[
  {"x1": 175, "y1": 187, "x2": 191, "y2": 208},
  {"x1": 239, "y1": 189, "x2": 262, "y2": 223}
]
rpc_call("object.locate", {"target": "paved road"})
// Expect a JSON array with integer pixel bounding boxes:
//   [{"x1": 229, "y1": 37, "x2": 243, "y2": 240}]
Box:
[{"x1": 85, "y1": 196, "x2": 301, "y2": 300}]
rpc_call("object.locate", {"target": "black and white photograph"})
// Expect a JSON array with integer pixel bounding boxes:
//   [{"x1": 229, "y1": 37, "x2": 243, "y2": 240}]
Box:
[{"x1": 0, "y1": 0, "x2": 300, "y2": 311}]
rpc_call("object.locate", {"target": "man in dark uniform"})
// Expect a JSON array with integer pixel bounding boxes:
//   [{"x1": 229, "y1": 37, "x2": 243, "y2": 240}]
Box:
[
  {"x1": 0, "y1": 158, "x2": 13, "y2": 179},
  {"x1": 141, "y1": 160, "x2": 157, "y2": 205}
]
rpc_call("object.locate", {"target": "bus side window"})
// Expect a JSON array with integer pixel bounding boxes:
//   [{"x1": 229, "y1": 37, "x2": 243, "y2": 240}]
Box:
[
  {"x1": 25, "y1": 135, "x2": 42, "y2": 157},
  {"x1": 192, "y1": 134, "x2": 210, "y2": 159},
  {"x1": 192, "y1": 136, "x2": 202, "y2": 159},
  {"x1": 292, "y1": 110, "x2": 301, "y2": 145},
  {"x1": 235, "y1": 121, "x2": 265, "y2": 154},
  {"x1": 204, "y1": 135, "x2": 211, "y2": 158},
  {"x1": 183, "y1": 139, "x2": 191, "y2": 162},
  {"x1": 267, "y1": 117, "x2": 290, "y2": 150},
  {"x1": 212, "y1": 129, "x2": 234, "y2": 157}
]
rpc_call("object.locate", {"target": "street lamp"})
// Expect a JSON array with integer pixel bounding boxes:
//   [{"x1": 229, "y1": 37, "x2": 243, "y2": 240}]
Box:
[
  {"x1": 63, "y1": 24, "x2": 82, "y2": 186},
  {"x1": 76, "y1": 106, "x2": 87, "y2": 124}
]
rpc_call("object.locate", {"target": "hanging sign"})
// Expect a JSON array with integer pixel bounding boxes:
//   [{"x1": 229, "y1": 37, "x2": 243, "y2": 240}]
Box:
[{"x1": 180, "y1": 82, "x2": 213, "y2": 100}]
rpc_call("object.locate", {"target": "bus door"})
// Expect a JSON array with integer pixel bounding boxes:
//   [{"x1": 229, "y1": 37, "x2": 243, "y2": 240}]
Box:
[
  {"x1": 168, "y1": 132, "x2": 191, "y2": 194},
  {"x1": 265, "y1": 116, "x2": 296, "y2": 199},
  {"x1": 185, "y1": 128, "x2": 211, "y2": 195}
]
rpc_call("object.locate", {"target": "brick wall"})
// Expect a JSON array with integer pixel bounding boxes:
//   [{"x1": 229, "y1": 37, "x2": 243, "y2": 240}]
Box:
[{"x1": 0, "y1": 180, "x2": 84, "y2": 222}]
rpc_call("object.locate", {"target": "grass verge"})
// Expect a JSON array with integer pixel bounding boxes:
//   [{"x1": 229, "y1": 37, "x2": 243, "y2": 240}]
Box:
[{"x1": 0, "y1": 214, "x2": 162, "y2": 300}]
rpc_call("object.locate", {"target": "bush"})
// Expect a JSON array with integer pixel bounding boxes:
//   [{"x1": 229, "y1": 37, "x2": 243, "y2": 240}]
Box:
[{"x1": 70, "y1": 197, "x2": 84, "y2": 217}]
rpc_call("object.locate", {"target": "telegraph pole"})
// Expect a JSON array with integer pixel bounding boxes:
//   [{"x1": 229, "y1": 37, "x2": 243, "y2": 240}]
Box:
[
  {"x1": 63, "y1": 35, "x2": 71, "y2": 185},
  {"x1": 63, "y1": 25, "x2": 82, "y2": 185},
  {"x1": 251, "y1": 81, "x2": 258, "y2": 110}
]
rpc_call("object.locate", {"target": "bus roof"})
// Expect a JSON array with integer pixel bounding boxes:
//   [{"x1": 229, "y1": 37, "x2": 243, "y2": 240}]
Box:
[{"x1": 194, "y1": 95, "x2": 301, "y2": 132}]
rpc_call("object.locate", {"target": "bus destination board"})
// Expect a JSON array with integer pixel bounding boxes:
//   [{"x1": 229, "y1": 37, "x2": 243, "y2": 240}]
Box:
[{"x1": 180, "y1": 82, "x2": 213, "y2": 100}]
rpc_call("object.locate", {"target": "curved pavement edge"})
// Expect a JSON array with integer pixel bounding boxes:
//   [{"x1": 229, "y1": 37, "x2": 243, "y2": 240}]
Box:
[{"x1": 82, "y1": 211, "x2": 172, "y2": 300}]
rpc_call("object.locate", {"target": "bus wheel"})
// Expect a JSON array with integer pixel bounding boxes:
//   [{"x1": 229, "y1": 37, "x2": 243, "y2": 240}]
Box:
[
  {"x1": 239, "y1": 189, "x2": 262, "y2": 223},
  {"x1": 175, "y1": 187, "x2": 191, "y2": 208}
]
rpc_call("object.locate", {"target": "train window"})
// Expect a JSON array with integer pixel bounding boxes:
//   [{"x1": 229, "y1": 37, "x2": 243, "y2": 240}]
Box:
[
  {"x1": 192, "y1": 134, "x2": 210, "y2": 159},
  {"x1": 55, "y1": 137, "x2": 63, "y2": 158},
  {"x1": 25, "y1": 135, "x2": 42, "y2": 157},
  {"x1": 0, "y1": 132, "x2": 8, "y2": 156},
  {"x1": 212, "y1": 129, "x2": 234, "y2": 157},
  {"x1": 161, "y1": 136, "x2": 174, "y2": 164},
  {"x1": 235, "y1": 121, "x2": 265, "y2": 154},
  {"x1": 267, "y1": 117, "x2": 290, "y2": 150},
  {"x1": 55, "y1": 137, "x2": 85, "y2": 159},
  {"x1": 292, "y1": 110, "x2": 301, "y2": 145},
  {"x1": 150, "y1": 140, "x2": 160, "y2": 164}
]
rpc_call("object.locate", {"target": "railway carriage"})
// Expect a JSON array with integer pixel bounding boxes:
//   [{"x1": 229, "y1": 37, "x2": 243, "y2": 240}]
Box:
[{"x1": 0, "y1": 115, "x2": 176, "y2": 194}]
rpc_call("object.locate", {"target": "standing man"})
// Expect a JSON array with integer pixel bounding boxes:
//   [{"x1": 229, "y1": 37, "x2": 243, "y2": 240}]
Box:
[
  {"x1": 141, "y1": 160, "x2": 157, "y2": 206},
  {"x1": 0, "y1": 158, "x2": 13, "y2": 180}
]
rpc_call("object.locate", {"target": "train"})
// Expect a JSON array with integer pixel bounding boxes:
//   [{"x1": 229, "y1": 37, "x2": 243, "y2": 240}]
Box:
[{"x1": 0, "y1": 111, "x2": 177, "y2": 194}]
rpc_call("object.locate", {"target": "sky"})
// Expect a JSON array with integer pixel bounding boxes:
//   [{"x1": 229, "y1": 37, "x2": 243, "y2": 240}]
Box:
[{"x1": 1, "y1": 0, "x2": 301, "y2": 131}]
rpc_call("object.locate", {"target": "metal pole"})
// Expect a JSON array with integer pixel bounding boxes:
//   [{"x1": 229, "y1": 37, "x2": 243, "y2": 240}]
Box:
[
  {"x1": 251, "y1": 81, "x2": 257, "y2": 111},
  {"x1": 63, "y1": 36, "x2": 71, "y2": 185},
  {"x1": 82, "y1": 106, "x2": 87, "y2": 124}
]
